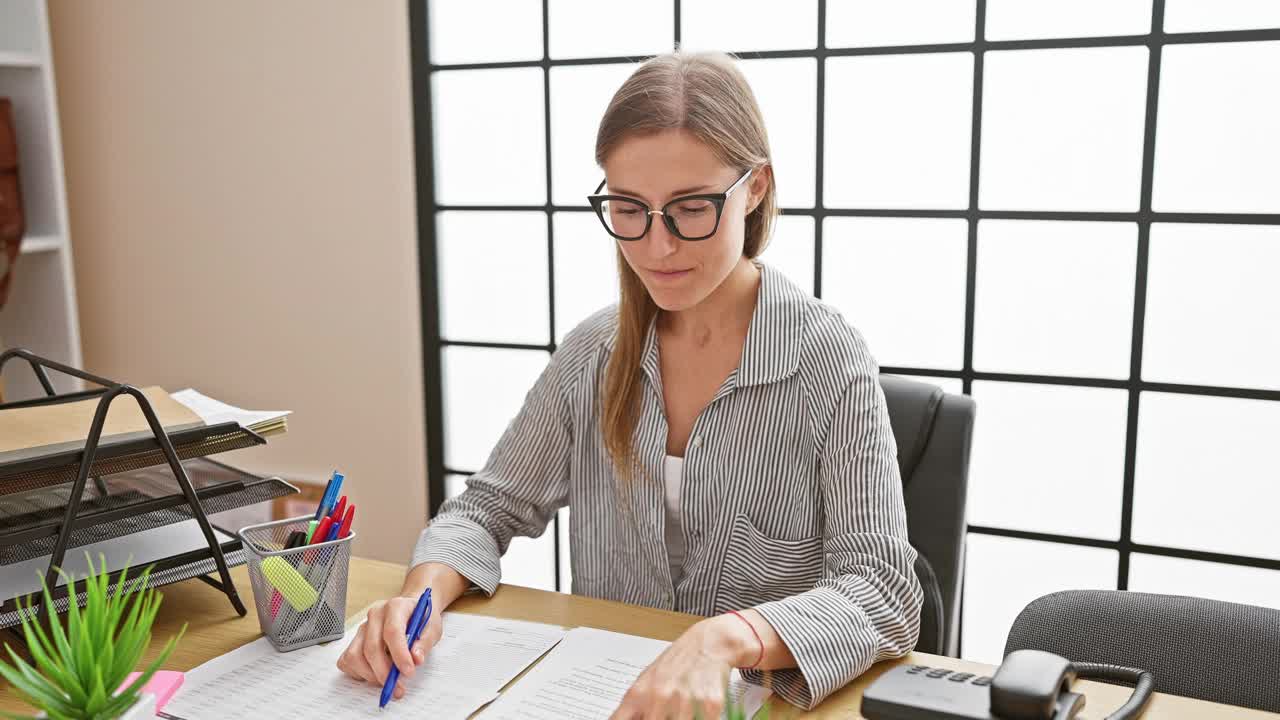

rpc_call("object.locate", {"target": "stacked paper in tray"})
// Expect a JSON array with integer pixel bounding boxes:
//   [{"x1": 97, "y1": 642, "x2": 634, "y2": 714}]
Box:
[
  {"x1": 169, "y1": 388, "x2": 290, "y2": 438},
  {"x1": 0, "y1": 386, "x2": 290, "y2": 464}
]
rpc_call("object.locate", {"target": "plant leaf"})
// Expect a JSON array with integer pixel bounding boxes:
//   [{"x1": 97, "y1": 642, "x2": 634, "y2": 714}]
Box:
[
  {"x1": 19, "y1": 622, "x2": 84, "y2": 708},
  {"x1": 0, "y1": 648, "x2": 77, "y2": 718},
  {"x1": 111, "y1": 588, "x2": 151, "y2": 686},
  {"x1": 38, "y1": 572, "x2": 75, "y2": 672},
  {"x1": 10, "y1": 589, "x2": 85, "y2": 707},
  {"x1": 84, "y1": 659, "x2": 108, "y2": 716}
]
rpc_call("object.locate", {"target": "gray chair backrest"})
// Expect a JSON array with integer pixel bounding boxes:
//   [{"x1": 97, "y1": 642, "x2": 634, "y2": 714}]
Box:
[
  {"x1": 879, "y1": 375, "x2": 975, "y2": 657},
  {"x1": 1005, "y1": 589, "x2": 1280, "y2": 713}
]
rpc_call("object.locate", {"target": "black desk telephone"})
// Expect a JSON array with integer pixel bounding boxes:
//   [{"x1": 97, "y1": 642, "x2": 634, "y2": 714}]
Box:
[{"x1": 862, "y1": 649, "x2": 1155, "y2": 720}]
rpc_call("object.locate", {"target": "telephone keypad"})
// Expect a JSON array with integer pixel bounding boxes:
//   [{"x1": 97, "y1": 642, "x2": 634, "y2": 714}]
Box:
[
  {"x1": 864, "y1": 663, "x2": 1001, "y2": 720},
  {"x1": 902, "y1": 665, "x2": 992, "y2": 687}
]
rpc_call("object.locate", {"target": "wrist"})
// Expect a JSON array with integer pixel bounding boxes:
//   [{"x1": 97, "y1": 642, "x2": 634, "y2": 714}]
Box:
[
  {"x1": 699, "y1": 613, "x2": 760, "y2": 668},
  {"x1": 401, "y1": 562, "x2": 467, "y2": 606}
]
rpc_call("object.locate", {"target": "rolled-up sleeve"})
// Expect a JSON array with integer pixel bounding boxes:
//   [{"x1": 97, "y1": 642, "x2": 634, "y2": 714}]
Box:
[
  {"x1": 410, "y1": 347, "x2": 575, "y2": 596},
  {"x1": 744, "y1": 339, "x2": 923, "y2": 708}
]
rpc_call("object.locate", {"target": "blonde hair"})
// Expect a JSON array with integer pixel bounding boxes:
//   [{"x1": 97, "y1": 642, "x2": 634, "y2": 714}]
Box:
[{"x1": 595, "y1": 51, "x2": 778, "y2": 480}]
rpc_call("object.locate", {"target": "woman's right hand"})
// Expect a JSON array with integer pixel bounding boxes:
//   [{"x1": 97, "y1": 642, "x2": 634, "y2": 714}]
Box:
[{"x1": 336, "y1": 593, "x2": 444, "y2": 701}]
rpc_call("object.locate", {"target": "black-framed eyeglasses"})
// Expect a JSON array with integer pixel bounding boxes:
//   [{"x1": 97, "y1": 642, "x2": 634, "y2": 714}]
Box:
[{"x1": 587, "y1": 168, "x2": 753, "y2": 241}]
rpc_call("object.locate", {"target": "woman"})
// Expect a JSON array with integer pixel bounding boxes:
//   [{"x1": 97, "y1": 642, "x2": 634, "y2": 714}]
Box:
[{"x1": 337, "y1": 51, "x2": 922, "y2": 717}]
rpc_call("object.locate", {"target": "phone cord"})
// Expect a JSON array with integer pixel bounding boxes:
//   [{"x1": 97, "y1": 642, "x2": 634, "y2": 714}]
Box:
[{"x1": 1070, "y1": 662, "x2": 1157, "y2": 720}]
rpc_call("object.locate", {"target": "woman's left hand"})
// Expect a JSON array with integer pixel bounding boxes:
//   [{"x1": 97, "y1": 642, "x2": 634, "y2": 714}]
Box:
[{"x1": 609, "y1": 615, "x2": 751, "y2": 720}]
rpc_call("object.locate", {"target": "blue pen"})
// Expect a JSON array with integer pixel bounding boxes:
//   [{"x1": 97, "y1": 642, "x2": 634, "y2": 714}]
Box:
[
  {"x1": 379, "y1": 588, "x2": 432, "y2": 709},
  {"x1": 313, "y1": 472, "x2": 337, "y2": 521},
  {"x1": 313, "y1": 471, "x2": 345, "y2": 520}
]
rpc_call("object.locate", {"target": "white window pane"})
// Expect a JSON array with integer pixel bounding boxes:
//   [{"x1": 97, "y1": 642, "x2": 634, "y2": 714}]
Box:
[
  {"x1": 558, "y1": 507, "x2": 572, "y2": 593},
  {"x1": 548, "y1": 0, "x2": 672, "y2": 60},
  {"x1": 1164, "y1": 1, "x2": 1280, "y2": 32},
  {"x1": 442, "y1": 346, "x2": 550, "y2": 471},
  {"x1": 551, "y1": 63, "x2": 638, "y2": 206},
  {"x1": 1152, "y1": 41, "x2": 1280, "y2": 214},
  {"x1": 962, "y1": 534, "x2": 1117, "y2": 664},
  {"x1": 822, "y1": 217, "x2": 967, "y2": 369},
  {"x1": 826, "y1": 1, "x2": 975, "y2": 48},
  {"x1": 554, "y1": 212, "x2": 620, "y2": 342},
  {"x1": 739, "y1": 58, "x2": 817, "y2": 208},
  {"x1": 434, "y1": 69, "x2": 546, "y2": 204},
  {"x1": 891, "y1": 374, "x2": 965, "y2": 396},
  {"x1": 974, "y1": 220, "x2": 1136, "y2": 379},
  {"x1": 1133, "y1": 392, "x2": 1280, "y2": 561},
  {"x1": 429, "y1": 0, "x2": 543, "y2": 64},
  {"x1": 502, "y1": 532, "x2": 557, "y2": 591},
  {"x1": 1129, "y1": 554, "x2": 1280, "y2": 610},
  {"x1": 980, "y1": 47, "x2": 1148, "y2": 212},
  {"x1": 681, "y1": 0, "x2": 816, "y2": 52},
  {"x1": 759, "y1": 215, "x2": 814, "y2": 296},
  {"x1": 969, "y1": 382, "x2": 1128, "y2": 539},
  {"x1": 1144, "y1": 224, "x2": 1280, "y2": 390},
  {"x1": 438, "y1": 212, "x2": 550, "y2": 345},
  {"x1": 445, "y1": 473, "x2": 468, "y2": 498},
  {"x1": 826, "y1": 54, "x2": 973, "y2": 210},
  {"x1": 985, "y1": 0, "x2": 1152, "y2": 40}
]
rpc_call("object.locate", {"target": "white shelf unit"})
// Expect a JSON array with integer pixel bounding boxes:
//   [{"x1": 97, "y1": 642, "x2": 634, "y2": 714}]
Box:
[{"x1": 0, "y1": 0, "x2": 82, "y2": 400}]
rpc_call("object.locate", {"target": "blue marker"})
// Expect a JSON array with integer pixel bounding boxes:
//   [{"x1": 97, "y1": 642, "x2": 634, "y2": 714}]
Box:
[{"x1": 379, "y1": 588, "x2": 432, "y2": 709}]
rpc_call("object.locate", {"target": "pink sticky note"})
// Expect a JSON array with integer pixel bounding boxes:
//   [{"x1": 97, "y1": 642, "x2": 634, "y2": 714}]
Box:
[{"x1": 121, "y1": 670, "x2": 185, "y2": 712}]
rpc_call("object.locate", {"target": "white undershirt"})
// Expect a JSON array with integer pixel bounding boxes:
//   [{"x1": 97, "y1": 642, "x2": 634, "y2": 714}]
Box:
[{"x1": 663, "y1": 455, "x2": 686, "y2": 587}]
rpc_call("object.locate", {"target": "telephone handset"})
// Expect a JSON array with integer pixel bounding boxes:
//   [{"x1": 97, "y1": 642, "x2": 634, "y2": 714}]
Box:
[{"x1": 862, "y1": 649, "x2": 1155, "y2": 720}]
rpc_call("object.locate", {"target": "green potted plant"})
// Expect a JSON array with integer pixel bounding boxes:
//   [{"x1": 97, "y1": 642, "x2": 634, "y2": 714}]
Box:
[{"x1": 0, "y1": 554, "x2": 185, "y2": 720}]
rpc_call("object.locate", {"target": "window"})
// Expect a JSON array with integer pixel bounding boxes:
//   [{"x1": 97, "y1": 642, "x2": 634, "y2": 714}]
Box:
[{"x1": 411, "y1": 0, "x2": 1280, "y2": 662}]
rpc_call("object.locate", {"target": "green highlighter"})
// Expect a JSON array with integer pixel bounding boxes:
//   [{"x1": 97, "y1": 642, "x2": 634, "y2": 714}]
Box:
[{"x1": 261, "y1": 556, "x2": 319, "y2": 611}]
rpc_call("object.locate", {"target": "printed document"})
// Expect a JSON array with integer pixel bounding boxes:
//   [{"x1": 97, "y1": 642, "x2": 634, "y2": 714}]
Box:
[
  {"x1": 479, "y1": 627, "x2": 772, "y2": 720},
  {"x1": 164, "y1": 612, "x2": 566, "y2": 719}
]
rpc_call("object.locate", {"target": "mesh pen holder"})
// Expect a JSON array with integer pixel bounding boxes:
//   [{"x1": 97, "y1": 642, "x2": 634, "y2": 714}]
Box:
[{"x1": 238, "y1": 515, "x2": 354, "y2": 652}]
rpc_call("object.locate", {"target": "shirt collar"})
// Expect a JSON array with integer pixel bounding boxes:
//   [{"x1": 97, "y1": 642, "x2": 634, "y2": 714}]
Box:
[
  {"x1": 736, "y1": 262, "x2": 807, "y2": 386},
  {"x1": 606, "y1": 261, "x2": 807, "y2": 389}
]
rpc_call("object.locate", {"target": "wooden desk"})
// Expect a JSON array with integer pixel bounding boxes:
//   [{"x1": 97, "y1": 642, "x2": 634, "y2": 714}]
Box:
[{"x1": 2, "y1": 557, "x2": 1275, "y2": 718}]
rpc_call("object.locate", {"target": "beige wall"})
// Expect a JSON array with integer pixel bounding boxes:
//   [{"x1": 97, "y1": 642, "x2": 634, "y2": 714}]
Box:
[{"x1": 47, "y1": 1, "x2": 427, "y2": 563}]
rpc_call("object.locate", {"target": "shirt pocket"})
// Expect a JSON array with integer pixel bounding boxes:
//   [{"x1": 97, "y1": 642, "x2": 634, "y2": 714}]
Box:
[{"x1": 714, "y1": 513, "x2": 825, "y2": 612}]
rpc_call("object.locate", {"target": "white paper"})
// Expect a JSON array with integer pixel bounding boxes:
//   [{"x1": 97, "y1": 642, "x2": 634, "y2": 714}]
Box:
[
  {"x1": 165, "y1": 612, "x2": 567, "y2": 720},
  {"x1": 170, "y1": 388, "x2": 291, "y2": 431},
  {"x1": 479, "y1": 627, "x2": 771, "y2": 720},
  {"x1": 0, "y1": 521, "x2": 235, "y2": 601}
]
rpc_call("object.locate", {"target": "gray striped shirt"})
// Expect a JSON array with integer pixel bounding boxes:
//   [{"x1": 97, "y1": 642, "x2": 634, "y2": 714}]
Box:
[{"x1": 413, "y1": 262, "x2": 923, "y2": 709}]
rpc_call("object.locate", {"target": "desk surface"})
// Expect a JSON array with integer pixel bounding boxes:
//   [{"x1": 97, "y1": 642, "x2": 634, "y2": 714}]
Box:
[{"x1": 2, "y1": 557, "x2": 1275, "y2": 719}]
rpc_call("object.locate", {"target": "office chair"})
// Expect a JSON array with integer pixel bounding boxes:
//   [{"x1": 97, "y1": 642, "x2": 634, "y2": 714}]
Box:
[
  {"x1": 878, "y1": 375, "x2": 975, "y2": 657},
  {"x1": 1005, "y1": 589, "x2": 1280, "y2": 713}
]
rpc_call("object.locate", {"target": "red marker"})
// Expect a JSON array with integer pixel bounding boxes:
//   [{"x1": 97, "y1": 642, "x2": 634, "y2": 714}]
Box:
[
  {"x1": 337, "y1": 505, "x2": 355, "y2": 539},
  {"x1": 330, "y1": 496, "x2": 347, "y2": 524},
  {"x1": 310, "y1": 517, "x2": 334, "y2": 545},
  {"x1": 302, "y1": 516, "x2": 334, "y2": 564}
]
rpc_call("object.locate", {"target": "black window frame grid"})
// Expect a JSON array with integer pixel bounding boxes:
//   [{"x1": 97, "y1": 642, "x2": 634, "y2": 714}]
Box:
[{"x1": 409, "y1": 0, "x2": 1280, "y2": 645}]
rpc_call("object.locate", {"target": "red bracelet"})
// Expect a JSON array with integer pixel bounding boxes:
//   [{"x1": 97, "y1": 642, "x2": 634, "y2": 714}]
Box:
[{"x1": 727, "y1": 610, "x2": 764, "y2": 670}]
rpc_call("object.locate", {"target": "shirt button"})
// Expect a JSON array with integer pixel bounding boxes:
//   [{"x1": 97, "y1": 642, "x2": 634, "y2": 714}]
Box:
[{"x1": 692, "y1": 436, "x2": 703, "y2": 449}]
